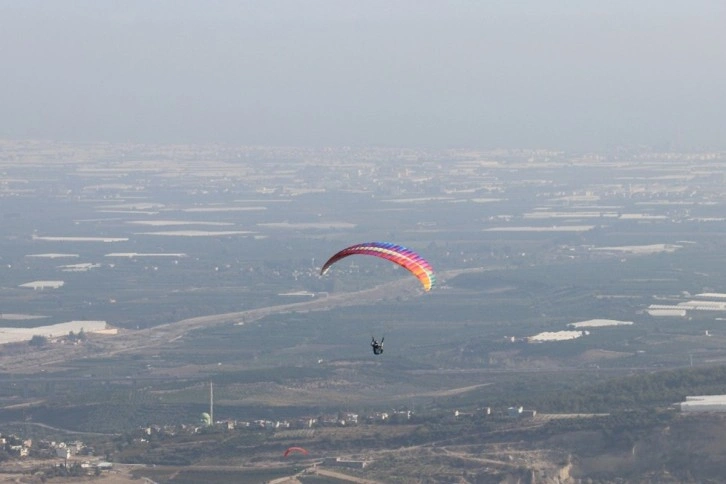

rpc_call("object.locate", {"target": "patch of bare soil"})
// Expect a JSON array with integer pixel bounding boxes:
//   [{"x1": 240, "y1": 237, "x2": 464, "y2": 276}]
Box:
[{"x1": 575, "y1": 349, "x2": 632, "y2": 363}]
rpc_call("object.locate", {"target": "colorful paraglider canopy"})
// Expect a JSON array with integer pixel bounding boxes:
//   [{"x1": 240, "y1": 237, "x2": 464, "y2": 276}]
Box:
[
  {"x1": 320, "y1": 242, "x2": 435, "y2": 291},
  {"x1": 283, "y1": 446, "x2": 309, "y2": 457}
]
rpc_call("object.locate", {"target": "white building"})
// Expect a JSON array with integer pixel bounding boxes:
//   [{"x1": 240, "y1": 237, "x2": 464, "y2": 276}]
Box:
[
  {"x1": 647, "y1": 307, "x2": 687, "y2": 317},
  {"x1": 679, "y1": 395, "x2": 726, "y2": 413},
  {"x1": 18, "y1": 280, "x2": 64, "y2": 290}
]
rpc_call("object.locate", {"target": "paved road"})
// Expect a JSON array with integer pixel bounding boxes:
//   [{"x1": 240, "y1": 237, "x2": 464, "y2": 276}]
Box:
[
  {"x1": 0, "y1": 267, "x2": 502, "y2": 375},
  {"x1": 0, "y1": 269, "x2": 482, "y2": 373}
]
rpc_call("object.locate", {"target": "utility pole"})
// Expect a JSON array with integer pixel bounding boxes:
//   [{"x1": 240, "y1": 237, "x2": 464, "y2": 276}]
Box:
[{"x1": 210, "y1": 381, "x2": 214, "y2": 425}]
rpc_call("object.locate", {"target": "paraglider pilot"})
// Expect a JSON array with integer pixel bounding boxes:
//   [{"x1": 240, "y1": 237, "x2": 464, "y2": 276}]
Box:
[{"x1": 371, "y1": 336, "x2": 384, "y2": 355}]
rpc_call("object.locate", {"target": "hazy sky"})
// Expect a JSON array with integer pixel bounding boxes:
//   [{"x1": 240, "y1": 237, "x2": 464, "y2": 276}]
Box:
[{"x1": 2, "y1": 1, "x2": 725, "y2": 150}]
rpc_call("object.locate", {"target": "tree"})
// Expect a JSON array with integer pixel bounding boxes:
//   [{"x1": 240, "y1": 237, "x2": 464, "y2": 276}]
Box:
[
  {"x1": 67, "y1": 329, "x2": 87, "y2": 343},
  {"x1": 29, "y1": 335, "x2": 48, "y2": 347}
]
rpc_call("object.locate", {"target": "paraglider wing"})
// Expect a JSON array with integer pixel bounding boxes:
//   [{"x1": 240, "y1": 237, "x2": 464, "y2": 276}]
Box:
[
  {"x1": 320, "y1": 242, "x2": 435, "y2": 291},
  {"x1": 283, "y1": 446, "x2": 309, "y2": 457}
]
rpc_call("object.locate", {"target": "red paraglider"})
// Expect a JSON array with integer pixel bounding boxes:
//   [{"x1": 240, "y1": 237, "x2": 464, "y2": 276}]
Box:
[
  {"x1": 320, "y1": 242, "x2": 435, "y2": 291},
  {"x1": 283, "y1": 446, "x2": 309, "y2": 457}
]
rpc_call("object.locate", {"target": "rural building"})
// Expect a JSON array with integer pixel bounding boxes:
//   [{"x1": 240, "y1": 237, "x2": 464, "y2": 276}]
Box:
[
  {"x1": 56, "y1": 447, "x2": 72, "y2": 459},
  {"x1": 507, "y1": 406, "x2": 537, "y2": 418},
  {"x1": 679, "y1": 395, "x2": 726, "y2": 413},
  {"x1": 322, "y1": 457, "x2": 371, "y2": 469},
  {"x1": 18, "y1": 280, "x2": 65, "y2": 290},
  {"x1": 9, "y1": 445, "x2": 28, "y2": 457},
  {"x1": 647, "y1": 307, "x2": 687, "y2": 317},
  {"x1": 393, "y1": 409, "x2": 413, "y2": 420}
]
